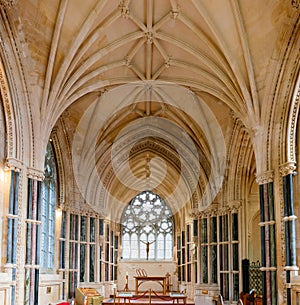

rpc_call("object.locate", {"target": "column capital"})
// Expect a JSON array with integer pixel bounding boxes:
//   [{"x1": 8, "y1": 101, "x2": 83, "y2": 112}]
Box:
[
  {"x1": 27, "y1": 167, "x2": 44, "y2": 181},
  {"x1": 255, "y1": 170, "x2": 274, "y2": 185},
  {"x1": 4, "y1": 158, "x2": 24, "y2": 172},
  {"x1": 279, "y1": 161, "x2": 296, "y2": 176},
  {"x1": 227, "y1": 200, "x2": 242, "y2": 212}
]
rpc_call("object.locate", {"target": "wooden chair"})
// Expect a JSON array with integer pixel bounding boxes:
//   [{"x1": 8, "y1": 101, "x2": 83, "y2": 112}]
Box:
[
  {"x1": 165, "y1": 272, "x2": 173, "y2": 292},
  {"x1": 136, "y1": 268, "x2": 147, "y2": 276},
  {"x1": 239, "y1": 290, "x2": 262, "y2": 305},
  {"x1": 217, "y1": 294, "x2": 224, "y2": 305}
]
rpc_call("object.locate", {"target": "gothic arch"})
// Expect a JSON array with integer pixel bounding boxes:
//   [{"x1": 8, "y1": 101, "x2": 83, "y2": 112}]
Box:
[
  {"x1": 0, "y1": 11, "x2": 35, "y2": 170},
  {"x1": 0, "y1": 60, "x2": 15, "y2": 161},
  {"x1": 269, "y1": 17, "x2": 300, "y2": 167},
  {"x1": 286, "y1": 75, "x2": 300, "y2": 165}
]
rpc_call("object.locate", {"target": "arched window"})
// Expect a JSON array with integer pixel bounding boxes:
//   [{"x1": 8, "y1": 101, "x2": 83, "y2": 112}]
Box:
[
  {"x1": 121, "y1": 191, "x2": 173, "y2": 260},
  {"x1": 41, "y1": 141, "x2": 57, "y2": 270}
]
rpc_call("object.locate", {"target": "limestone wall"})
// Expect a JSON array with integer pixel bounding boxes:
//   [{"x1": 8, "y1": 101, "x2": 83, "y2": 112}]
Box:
[{"x1": 117, "y1": 260, "x2": 177, "y2": 293}]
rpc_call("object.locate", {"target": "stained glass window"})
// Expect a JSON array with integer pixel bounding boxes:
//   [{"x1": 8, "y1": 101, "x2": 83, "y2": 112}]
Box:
[{"x1": 121, "y1": 191, "x2": 173, "y2": 260}]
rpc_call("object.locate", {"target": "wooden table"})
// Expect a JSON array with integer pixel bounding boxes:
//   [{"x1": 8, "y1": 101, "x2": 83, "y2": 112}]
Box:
[{"x1": 134, "y1": 276, "x2": 167, "y2": 295}]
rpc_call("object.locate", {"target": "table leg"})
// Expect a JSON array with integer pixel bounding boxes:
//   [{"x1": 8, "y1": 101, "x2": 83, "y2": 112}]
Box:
[{"x1": 135, "y1": 279, "x2": 138, "y2": 295}]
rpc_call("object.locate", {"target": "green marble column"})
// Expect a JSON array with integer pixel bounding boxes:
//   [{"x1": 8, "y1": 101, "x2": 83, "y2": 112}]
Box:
[{"x1": 280, "y1": 162, "x2": 298, "y2": 305}]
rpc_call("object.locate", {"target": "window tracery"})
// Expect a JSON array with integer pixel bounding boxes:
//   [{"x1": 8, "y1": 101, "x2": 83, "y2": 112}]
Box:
[
  {"x1": 41, "y1": 142, "x2": 57, "y2": 270},
  {"x1": 121, "y1": 191, "x2": 173, "y2": 260}
]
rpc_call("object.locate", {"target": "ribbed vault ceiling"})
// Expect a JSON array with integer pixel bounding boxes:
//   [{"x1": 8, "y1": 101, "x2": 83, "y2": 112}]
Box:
[{"x1": 9, "y1": 0, "x2": 296, "y2": 218}]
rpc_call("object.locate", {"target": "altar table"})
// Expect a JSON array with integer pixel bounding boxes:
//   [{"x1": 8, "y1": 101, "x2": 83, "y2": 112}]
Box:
[
  {"x1": 115, "y1": 292, "x2": 133, "y2": 304},
  {"x1": 169, "y1": 293, "x2": 187, "y2": 305},
  {"x1": 134, "y1": 276, "x2": 167, "y2": 295}
]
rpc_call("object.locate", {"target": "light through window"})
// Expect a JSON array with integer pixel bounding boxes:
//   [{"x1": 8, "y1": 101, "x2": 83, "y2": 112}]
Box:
[{"x1": 121, "y1": 191, "x2": 173, "y2": 260}]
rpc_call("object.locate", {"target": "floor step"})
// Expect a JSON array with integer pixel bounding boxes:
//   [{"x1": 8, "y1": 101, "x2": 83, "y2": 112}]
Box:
[{"x1": 103, "y1": 295, "x2": 194, "y2": 305}]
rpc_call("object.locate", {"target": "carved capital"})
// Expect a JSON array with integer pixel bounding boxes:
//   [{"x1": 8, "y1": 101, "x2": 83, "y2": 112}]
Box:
[
  {"x1": 5, "y1": 158, "x2": 23, "y2": 172},
  {"x1": 227, "y1": 200, "x2": 242, "y2": 211},
  {"x1": 27, "y1": 167, "x2": 44, "y2": 181},
  {"x1": 279, "y1": 161, "x2": 297, "y2": 176},
  {"x1": 255, "y1": 170, "x2": 274, "y2": 185},
  {"x1": 189, "y1": 208, "x2": 199, "y2": 218}
]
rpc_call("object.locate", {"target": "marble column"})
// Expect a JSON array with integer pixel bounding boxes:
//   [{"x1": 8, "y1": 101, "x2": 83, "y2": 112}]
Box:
[
  {"x1": 256, "y1": 171, "x2": 277, "y2": 305},
  {"x1": 279, "y1": 162, "x2": 299, "y2": 305}
]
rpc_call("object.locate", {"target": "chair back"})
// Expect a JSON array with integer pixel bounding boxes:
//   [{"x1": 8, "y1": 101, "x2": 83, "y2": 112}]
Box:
[{"x1": 217, "y1": 294, "x2": 224, "y2": 305}]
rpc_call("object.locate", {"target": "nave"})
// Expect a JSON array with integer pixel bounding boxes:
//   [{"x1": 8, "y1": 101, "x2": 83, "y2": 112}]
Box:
[{"x1": 0, "y1": 1, "x2": 299, "y2": 305}]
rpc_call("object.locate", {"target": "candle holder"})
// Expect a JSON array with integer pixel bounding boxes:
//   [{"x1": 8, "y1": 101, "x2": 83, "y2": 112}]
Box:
[
  {"x1": 124, "y1": 273, "x2": 129, "y2": 291},
  {"x1": 113, "y1": 284, "x2": 117, "y2": 305}
]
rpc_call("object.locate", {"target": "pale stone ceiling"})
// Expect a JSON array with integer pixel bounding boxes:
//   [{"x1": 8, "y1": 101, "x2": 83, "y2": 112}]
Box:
[{"x1": 5, "y1": 0, "x2": 298, "y2": 217}]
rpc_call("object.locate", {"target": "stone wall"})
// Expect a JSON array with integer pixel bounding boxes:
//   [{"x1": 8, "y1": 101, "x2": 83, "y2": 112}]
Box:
[
  {"x1": 0, "y1": 273, "x2": 12, "y2": 305},
  {"x1": 117, "y1": 260, "x2": 177, "y2": 293}
]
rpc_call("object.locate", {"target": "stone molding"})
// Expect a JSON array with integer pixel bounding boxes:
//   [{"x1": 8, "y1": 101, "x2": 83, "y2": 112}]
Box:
[
  {"x1": 284, "y1": 266, "x2": 299, "y2": 271},
  {"x1": 50, "y1": 131, "x2": 65, "y2": 206},
  {"x1": 283, "y1": 215, "x2": 298, "y2": 222},
  {"x1": 189, "y1": 201, "x2": 241, "y2": 218},
  {"x1": 258, "y1": 220, "x2": 276, "y2": 227},
  {"x1": 260, "y1": 266, "x2": 277, "y2": 271},
  {"x1": 0, "y1": 66, "x2": 14, "y2": 158},
  {"x1": 288, "y1": 86, "x2": 300, "y2": 162}
]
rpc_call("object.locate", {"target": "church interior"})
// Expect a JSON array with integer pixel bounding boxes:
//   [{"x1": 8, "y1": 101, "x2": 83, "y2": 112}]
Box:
[{"x1": 0, "y1": 0, "x2": 299, "y2": 304}]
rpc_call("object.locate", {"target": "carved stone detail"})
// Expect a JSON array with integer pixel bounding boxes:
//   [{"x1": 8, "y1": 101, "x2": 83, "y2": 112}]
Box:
[
  {"x1": 255, "y1": 170, "x2": 274, "y2": 185},
  {"x1": 170, "y1": 9, "x2": 179, "y2": 19},
  {"x1": 0, "y1": 67, "x2": 14, "y2": 158},
  {"x1": 0, "y1": 0, "x2": 17, "y2": 8},
  {"x1": 279, "y1": 161, "x2": 296, "y2": 176},
  {"x1": 27, "y1": 167, "x2": 44, "y2": 181},
  {"x1": 288, "y1": 87, "x2": 300, "y2": 162},
  {"x1": 51, "y1": 131, "x2": 65, "y2": 206},
  {"x1": 189, "y1": 201, "x2": 240, "y2": 218},
  {"x1": 5, "y1": 157, "x2": 23, "y2": 172},
  {"x1": 119, "y1": 1, "x2": 130, "y2": 18},
  {"x1": 291, "y1": 0, "x2": 299, "y2": 9},
  {"x1": 227, "y1": 200, "x2": 242, "y2": 212}
]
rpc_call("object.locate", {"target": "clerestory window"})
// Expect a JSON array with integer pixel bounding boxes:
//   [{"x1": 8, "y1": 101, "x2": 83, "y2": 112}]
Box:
[{"x1": 121, "y1": 190, "x2": 174, "y2": 260}]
